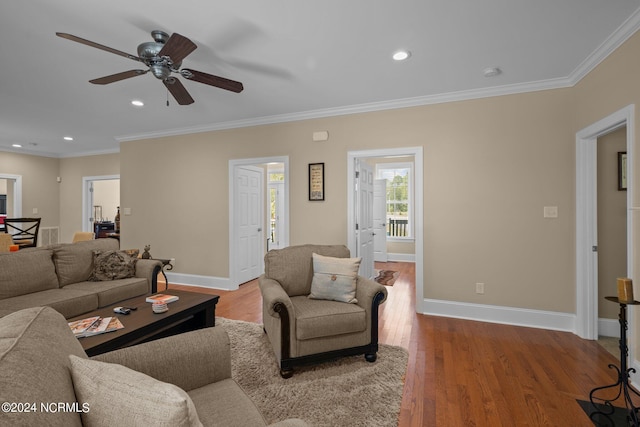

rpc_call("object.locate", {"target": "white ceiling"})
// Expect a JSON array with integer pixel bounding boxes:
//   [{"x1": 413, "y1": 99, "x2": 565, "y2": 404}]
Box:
[{"x1": 2, "y1": 0, "x2": 640, "y2": 157}]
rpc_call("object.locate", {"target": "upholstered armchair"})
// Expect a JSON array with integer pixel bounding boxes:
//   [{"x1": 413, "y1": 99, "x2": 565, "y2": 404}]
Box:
[{"x1": 259, "y1": 244, "x2": 387, "y2": 378}]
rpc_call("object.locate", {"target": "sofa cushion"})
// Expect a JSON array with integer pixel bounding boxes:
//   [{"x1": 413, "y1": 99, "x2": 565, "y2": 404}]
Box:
[
  {"x1": 0, "y1": 288, "x2": 98, "y2": 319},
  {"x1": 188, "y1": 378, "x2": 268, "y2": 427},
  {"x1": 53, "y1": 238, "x2": 120, "y2": 287},
  {"x1": 309, "y1": 253, "x2": 360, "y2": 303},
  {"x1": 292, "y1": 296, "x2": 367, "y2": 340},
  {"x1": 264, "y1": 244, "x2": 350, "y2": 297},
  {"x1": 0, "y1": 307, "x2": 86, "y2": 427},
  {"x1": 89, "y1": 249, "x2": 137, "y2": 281},
  {"x1": 69, "y1": 355, "x2": 203, "y2": 427},
  {"x1": 65, "y1": 278, "x2": 148, "y2": 308},
  {"x1": 0, "y1": 249, "x2": 59, "y2": 299}
]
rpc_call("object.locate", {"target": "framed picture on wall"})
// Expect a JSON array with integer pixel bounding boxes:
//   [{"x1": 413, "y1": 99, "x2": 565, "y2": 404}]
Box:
[
  {"x1": 618, "y1": 151, "x2": 627, "y2": 191},
  {"x1": 309, "y1": 163, "x2": 325, "y2": 201}
]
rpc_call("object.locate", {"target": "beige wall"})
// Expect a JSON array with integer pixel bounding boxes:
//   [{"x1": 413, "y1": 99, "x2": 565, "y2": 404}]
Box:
[
  {"x1": 0, "y1": 152, "x2": 59, "y2": 228},
  {"x1": 597, "y1": 128, "x2": 627, "y2": 319},
  {"x1": 58, "y1": 154, "x2": 119, "y2": 243},
  {"x1": 120, "y1": 87, "x2": 576, "y2": 313}
]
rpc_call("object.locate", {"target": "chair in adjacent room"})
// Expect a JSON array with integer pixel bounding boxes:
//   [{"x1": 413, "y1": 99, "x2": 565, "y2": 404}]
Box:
[
  {"x1": 3, "y1": 217, "x2": 41, "y2": 248},
  {"x1": 72, "y1": 231, "x2": 95, "y2": 243},
  {"x1": 258, "y1": 244, "x2": 388, "y2": 378}
]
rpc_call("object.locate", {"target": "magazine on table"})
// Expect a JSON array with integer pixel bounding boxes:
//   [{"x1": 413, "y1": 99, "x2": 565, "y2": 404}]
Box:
[
  {"x1": 69, "y1": 316, "x2": 124, "y2": 338},
  {"x1": 68, "y1": 316, "x2": 100, "y2": 336},
  {"x1": 145, "y1": 294, "x2": 179, "y2": 304}
]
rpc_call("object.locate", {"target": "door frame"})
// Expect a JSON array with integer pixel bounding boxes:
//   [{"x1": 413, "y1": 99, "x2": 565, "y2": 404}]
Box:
[
  {"x1": 82, "y1": 175, "x2": 120, "y2": 233},
  {"x1": 575, "y1": 104, "x2": 634, "y2": 341},
  {"x1": 0, "y1": 174, "x2": 22, "y2": 217},
  {"x1": 347, "y1": 147, "x2": 424, "y2": 313},
  {"x1": 229, "y1": 156, "x2": 289, "y2": 288}
]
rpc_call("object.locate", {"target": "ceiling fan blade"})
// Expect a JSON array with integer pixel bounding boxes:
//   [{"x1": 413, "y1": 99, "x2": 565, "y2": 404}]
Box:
[
  {"x1": 56, "y1": 32, "x2": 143, "y2": 63},
  {"x1": 181, "y1": 69, "x2": 244, "y2": 93},
  {"x1": 163, "y1": 78, "x2": 194, "y2": 105},
  {"x1": 90, "y1": 70, "x2": 148, "y2": 85},
  {"x1": 158, "y1": 33, "x2": 197, "y2": 65}
]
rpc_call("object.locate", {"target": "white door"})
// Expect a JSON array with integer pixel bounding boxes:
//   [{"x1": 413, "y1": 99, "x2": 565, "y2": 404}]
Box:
[
  {"x1": 234, "y1": 166, "x2": 264, "y2": 284},
  {"x1": 356, "y1": 160, "x2": 375, "y2": 279},
  {"x1": 373, "y1": 179, "x2": 388, "y2": 262}
]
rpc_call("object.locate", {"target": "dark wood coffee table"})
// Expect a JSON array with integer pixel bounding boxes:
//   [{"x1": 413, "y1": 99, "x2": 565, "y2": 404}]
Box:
[{"x1": 69, "y1": 290, "x2": 220, "y2": 357}]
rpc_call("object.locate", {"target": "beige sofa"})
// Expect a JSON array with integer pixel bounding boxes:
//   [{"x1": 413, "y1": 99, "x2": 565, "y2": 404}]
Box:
[
  {"x1": 0, "y1": 307, "x2": 307, "y2": 427},
  {"x1": 0, "y1": 239, "x2": 161, "y2": 319}
]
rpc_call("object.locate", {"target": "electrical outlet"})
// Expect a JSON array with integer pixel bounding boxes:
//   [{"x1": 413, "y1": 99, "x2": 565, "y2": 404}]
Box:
[{"x1": 476, "y1": 283, "x2": 485, "y2": 294}]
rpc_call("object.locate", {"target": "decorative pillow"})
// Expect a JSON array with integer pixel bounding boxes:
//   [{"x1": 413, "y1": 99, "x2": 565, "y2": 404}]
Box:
[
  {"x1": 122, "y1": 248, "x2": 140, "y2": 259},
  {"x1": 68, "y1": 355, "x2": 203, "y2": 427},
  {"x1": 89, "y1": 250, "x2": 137, "y2": 281},
  {"x1": 309, "y1": 253, "x2": 361, "y2": 303}
]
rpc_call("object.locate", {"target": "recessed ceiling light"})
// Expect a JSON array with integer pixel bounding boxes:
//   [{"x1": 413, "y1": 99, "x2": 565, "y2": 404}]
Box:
[
  {"x1": 63, "y1": 136, "x2": 74, "y2": 141},
  {"x1": 131, "y1": 100, "x2": 144, "y2": 107},
  {"x1": 12, "y1": 144, "x2": 22, "y2": 148},
  {"x1": 483, "y1": 67, "x2": 502, "y2": 77},
  {"x1": 393, "y1": 50, "x2": 411, "y2": 61}
]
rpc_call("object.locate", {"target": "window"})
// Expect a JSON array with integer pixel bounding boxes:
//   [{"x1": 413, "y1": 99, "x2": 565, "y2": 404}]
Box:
[{"x1": 376, "y1": 162, "x2": 413, "y2": 238}]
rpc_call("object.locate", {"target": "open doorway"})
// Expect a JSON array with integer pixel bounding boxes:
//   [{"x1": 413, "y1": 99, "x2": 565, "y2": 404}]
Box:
[
  {"x1": 82, "y1": 175, "x2": 120, "y2": 237},
  {"x1": 347, "y1": 147, "x2": 424, "y2": 313},
  {"x1": 229, "y1": 156, "x2": 289, "y2": 289},
  {"x1": 0, "y1": 174, "x2": 22, "y2": 232}
]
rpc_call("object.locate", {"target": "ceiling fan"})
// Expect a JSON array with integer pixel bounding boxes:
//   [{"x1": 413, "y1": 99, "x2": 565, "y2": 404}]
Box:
[{"x1": 56, "y1": 30, "x2": 244, "y2": 105}]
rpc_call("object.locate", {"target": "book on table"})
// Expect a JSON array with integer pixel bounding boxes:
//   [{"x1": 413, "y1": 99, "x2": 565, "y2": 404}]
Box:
[{"x1": 146, "y1": 294, "x2": 179, "y2": 304}]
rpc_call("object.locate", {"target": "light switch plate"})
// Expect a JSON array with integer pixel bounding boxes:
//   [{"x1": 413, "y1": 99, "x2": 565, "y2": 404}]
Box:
[
  {"x1": 543, "y1": 206, "x2": 558, "y2": 218},
  {"x1": 123, "y1": 208, "x2": 132, "y2": 216}
]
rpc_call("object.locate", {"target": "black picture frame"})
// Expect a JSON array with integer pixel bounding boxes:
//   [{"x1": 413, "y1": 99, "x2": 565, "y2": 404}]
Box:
[
  {"x1": 309, "y1": 163, "x2": 325, "y2": 201},
  {"x1": 619, "y1": 151, "x2": 627, "y2": 191}
]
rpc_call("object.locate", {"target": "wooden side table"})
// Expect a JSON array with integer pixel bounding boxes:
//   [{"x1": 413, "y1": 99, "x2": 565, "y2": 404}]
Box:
[
  {"x1": 589, "y1": 296, "x2": 640, "y2": 426},
  {"x1": 152, "y1": 258, "x2": 173, "y2": 291}
]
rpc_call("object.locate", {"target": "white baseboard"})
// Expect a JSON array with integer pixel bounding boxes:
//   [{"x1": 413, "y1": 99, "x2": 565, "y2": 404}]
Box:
[
  {"x1": 423, "y1": 298, "x2": 576, "y2": 333},
  {"x1": 386, "y1": 253, "x2": 416, "y2": 262},
  {"x1": 598, "y1": 317, "x2": 621, "y2": 338},
  {"x1": 165, "y1": 272, "x2": 234, "y2": 291}
]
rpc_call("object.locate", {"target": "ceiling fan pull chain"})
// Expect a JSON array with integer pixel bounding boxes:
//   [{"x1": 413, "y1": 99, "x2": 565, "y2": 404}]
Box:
[{"x1": 166, "y1": 88, "x2": 170, "y2": 107}]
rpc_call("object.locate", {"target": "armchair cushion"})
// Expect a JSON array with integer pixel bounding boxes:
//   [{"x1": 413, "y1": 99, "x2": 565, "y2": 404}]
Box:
[
  {"x1": 69, "y1": 354, "x2": 203, "y2": 427},
  {"x1": 264, "y1": 244, "x2": 350, "y2": 296},
  {"x1": 309, "y1": 253, "x2": 360, "y2": 303},
  {"x1": 293, "y1": 296, "x2": 366, "y2": 340}
]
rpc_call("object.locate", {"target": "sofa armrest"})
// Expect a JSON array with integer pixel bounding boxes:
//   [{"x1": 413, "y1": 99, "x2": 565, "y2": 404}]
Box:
[
  {"x1": 92, "y1": 326, "x2": 231, "y2": 392},
  {"x1": 135, "y1": 259, "x2": 162, "y2": 293},
  {"x1": 269, "y1": 420, "x2": 310, "y2": 427},
  {"x1": 259, "y1": 275, "x2": 294, "y2": 318},
  {"x1": 355, "y1": 275, "x2": 388, "y2": 308}
]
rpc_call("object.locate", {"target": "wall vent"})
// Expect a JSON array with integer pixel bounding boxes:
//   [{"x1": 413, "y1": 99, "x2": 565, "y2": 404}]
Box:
[{"x1": 39, "y1": 227, "x2": 59, "y2": 246}]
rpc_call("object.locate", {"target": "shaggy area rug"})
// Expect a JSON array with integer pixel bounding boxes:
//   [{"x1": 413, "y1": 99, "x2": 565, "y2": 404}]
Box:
[
  {"x1": 217, "y1": 317, "x2": 408, "y2": 427},
  {"x1": 374, "y1": 269, "x2": 399, "y2": 286}
]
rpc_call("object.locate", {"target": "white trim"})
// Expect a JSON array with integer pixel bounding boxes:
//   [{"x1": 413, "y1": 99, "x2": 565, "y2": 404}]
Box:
[
  {"x1": 0, "y1": 174, "x2": 22, "y2": 217},
  {"x1": 598, "y1": 318, "x2": 621, "y2": 339},
  {"x1": 229, "y1": 156, "x2": 289, "y2": 289},
  {"x1": 82, "y1": 175, "x2": 120, "y2": 233},
  {"x1": 387, "y1": 253, "x2": 416, "y2": 263},
  {"x1": 347, "y1": 147, "x2": 424, "y2": 313},
  {"x1": 575, "y1": 104, "x2": 636, "y2": 382},
  {"x1": 165, "y1": 272, "x2": 232, "y2": 291},
  {"x1": 423, "y1": 299, "x2": 576, "y2": 333}
]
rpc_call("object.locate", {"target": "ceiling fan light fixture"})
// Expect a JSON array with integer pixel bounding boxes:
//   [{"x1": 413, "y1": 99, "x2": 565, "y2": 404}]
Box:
[{"x1": 393, "y1": 50, "x2": 411, "y2": 61}]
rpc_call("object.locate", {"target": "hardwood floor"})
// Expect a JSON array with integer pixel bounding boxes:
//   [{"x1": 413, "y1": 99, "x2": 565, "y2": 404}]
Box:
[{"x1": 167, "y1": 262, "x2": 628, "y2": 426}]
